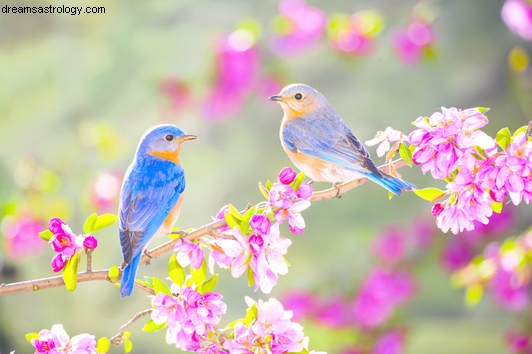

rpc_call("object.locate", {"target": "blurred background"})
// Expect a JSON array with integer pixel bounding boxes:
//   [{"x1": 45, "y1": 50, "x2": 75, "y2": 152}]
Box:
[{"x1": 0, "y1": 0, "x2": 531, "y2": 353}]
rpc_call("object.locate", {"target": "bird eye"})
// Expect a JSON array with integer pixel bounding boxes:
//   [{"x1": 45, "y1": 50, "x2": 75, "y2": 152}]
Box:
[
  {"x1": 165, "y1": 134, "x2": 174, "y2": 142},
  {"x1": 294, "y1": 93, "x2": 303, "y2": 100}
]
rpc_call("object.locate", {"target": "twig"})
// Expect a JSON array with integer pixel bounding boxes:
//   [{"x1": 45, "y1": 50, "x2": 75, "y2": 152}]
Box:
[
  {"x1": 110, "y1": 309, "x2": 153, "y2": 345},
  {"x1": 0, "y1": 159, "x2": 406, "y2": 296}
]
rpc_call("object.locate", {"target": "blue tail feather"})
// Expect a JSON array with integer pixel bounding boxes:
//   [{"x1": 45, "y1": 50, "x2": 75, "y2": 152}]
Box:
[
  {"x1": 366, "y1": 173, "x2": 415, "y2": 195},
  {"x1": 120, "y1": 253, "x2": 141, "y2": 297}
]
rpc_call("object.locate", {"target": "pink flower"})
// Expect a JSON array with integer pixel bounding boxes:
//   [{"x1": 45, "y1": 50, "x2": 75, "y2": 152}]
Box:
[
  {"x1": 48, "y1": 218, "x2": 64, "y2": 235},
  {"x1": 269, "y1": 183, "x2": 297, "y2": 209},
  {"x1": 1, "y1": 214, "x2": 46, "y2": 260},
  {"x1": 505, "y1": 330, "x2": 531, "y2": 353},
  {"x1": 271, "y1": 0, "x2": 326, "y2": 55},
  {"x1": 152, "y1": 286, "x2": 227, "y2": 352},
  {"x1": 202, "y1": 29, "x2": 258, "y2": 121},
  {"x1": 372, "y1": 226, "x2": 407, "y2": 264},
  {"x1": 31, "y1": 324, "x2": 96, "y2": 354},
  {"x1": 83, "y1": 235, "x2": 98, "y2": 250},
  {"x1": 296, "y1": 182, "x2": 313, "y2": 199},
  {"x1": 502, "y1": 0, "x2": 532, "y2": 41},
  {"x1": 365, "y1": 127, "x2": 406, "y2": 158},
  {"x1": 440, "y1": 238, "x2": 474, "y2": 272},
  {"x1": 269, "y1": 182, "x2": 311, "y2": 235},
  {"x1": 249, "y1": 214, "x2": 271, "y2": 235},
  {"x1": 279, "y1": 167, "x2": 297, "y2": 184},
  {"x1": 249, "y1": 223, "x2": 292, "y2": 293},
  {"x1": 209, "y1": 227, "x2": 250, "y2": 278},
  {"x1": 281, "y1": 290, "x2": 318, "y2": 321},
  {"x1": 373, "y1": 330, "x2": 405, "y2": 354},
  {"x1": 174, "y1": 238, "x2": 204, "y2": 269},
  {"x1": 353, "y1": 268, "x2": 416, "y2": 328},
  {"x1": 51, "y1": 253, "x2": 68, "y2": 273},
  {"x1": 315, "y1": 296, "x2": 350, "y2": 328},
  {"x1": 391, "y1": 19, "x2": 434, "y2": 65}
]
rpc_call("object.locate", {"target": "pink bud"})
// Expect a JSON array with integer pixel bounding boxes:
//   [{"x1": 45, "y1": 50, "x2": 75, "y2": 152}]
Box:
[
  {"x1": 279, "y1": 167, "x2": 297, "y2": 185},
  {"x1": 249, "y1": 234, "x2": 264, "y2": 255},
  {"x1": 51, "y1": 253, "x2": 67, "y2": 272},
  {"x1": 48, "y1": 217, "x2": 64, "y2": 234},
  {"x1": 249, "y1": 214, "x2": 271, "y2": 235},
  {"x1": 431, "y1": 203, "x2": 444, "y2": 216},
  {"x1": 83, "y1": 235, "x2": 98, "y2": 250},
  {"x1": 296, "y1": 183, "x2": 313, "y2": 199}
]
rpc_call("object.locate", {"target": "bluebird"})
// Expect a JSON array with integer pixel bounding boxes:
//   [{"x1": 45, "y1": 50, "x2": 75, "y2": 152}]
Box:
[
  {"x1": 118, "y1": 124, "x2": 196, "y2": 297},
  {"x1": 270, "y1": 83, "x2": 414, "y2": 195}
]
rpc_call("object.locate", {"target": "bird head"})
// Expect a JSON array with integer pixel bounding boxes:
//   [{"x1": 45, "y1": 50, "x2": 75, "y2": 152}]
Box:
[
  {"x1": 269, "y1": 83, "x2": 328, "y2": 119},
  {"x1": 138, "y1": 124, "x2": 197, "y2": 164}
]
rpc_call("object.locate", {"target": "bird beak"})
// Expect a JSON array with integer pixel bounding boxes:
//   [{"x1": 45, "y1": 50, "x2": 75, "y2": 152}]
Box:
[
  {"x1": 269, "y1": 95, "x2": 283, "y2": 102},
  {"x1": 179, "y1": 134, "x2": 198, "y2": 142}
]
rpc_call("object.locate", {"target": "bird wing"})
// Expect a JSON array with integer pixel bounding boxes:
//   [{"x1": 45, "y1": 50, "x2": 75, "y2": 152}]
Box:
[
  {"x1": 119, "y1": 161, "x2": 186, "y2": 264},
  {"x1": 282, "y1": 109, "x2": 382, "y2": 177}
]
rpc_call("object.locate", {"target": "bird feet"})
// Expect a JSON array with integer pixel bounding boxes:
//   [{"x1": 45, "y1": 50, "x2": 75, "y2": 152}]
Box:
[
  {"x1": 143, "y1": 249, "x2": 153, "y2": 265},
  {"x1": 332, "y1": 182, "x2": 342, "y2": 199},
  {"x1": 170, "y1": 230, "x2": 187, "y2": 238}
]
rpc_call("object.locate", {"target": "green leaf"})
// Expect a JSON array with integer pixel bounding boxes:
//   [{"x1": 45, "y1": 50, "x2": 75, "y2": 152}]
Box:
[
  {"x1": 491, "y1": 201, "x2": 503, "y2": 213},
  {"x1": 496, "y1": 127, "x2": 511, "y2": 150},
  {"x1": 108, "y1": 265, "x2": 120, "y2": 281},
  {"x1": 152, "y1": 277, "x2": 171, "y2": 295},
  {"x1": 512, "y1": 125, "x2": 528, "y2": 139},
  {"x1": 198, "y1": 274, "x2": 219, "y2": 294},
  {"x1": 240, "y1": 206, "x2": 256, "y2": 235},
  {"x1": 63, "y1": 252, "x2": 81, "y2": 291},
  {"x1": 25, "y1": 332, "x2": 39, "y2": 343},
  {"x1": 399, "y1": 142, "x2": 413, "y2": 167},
  {"x1": 465, "y1": 283, "x2": 483, "y2": 307},
  {"x1": 258, "y1": 183, "x2": 270, "y2": 199},
  {"x1": 124, "y1": 339, "x2": 133, "y2": 353},
  {"x1": 413, "y1": 187, "x2": 445, "y2": 201},
  {"x1": 228, "y1": 204, "x2": 243, "y2": 221},
  {"x1": 476, "y1": 107, "x2": 490, "y2": 113},
  {"x1": 39, "y1": 229, "x2": 53, "y2": 242},
  {"x1": 92, "y1": 214, "x2": 118, "y2": 233},
  {"x1": 246, "y1": 267, "x2": 255, "y2": 288},
  {"x1": 237, "y1": 18, "x2": 261, "y2": 40},
  {"x1": 96, "y1": 337, "x2": 110, "y2": 354},
  {"x1": 168, "y1": 255, "x2": 186, "y2": 286},
  {"x1": 83, "y1": 213, "x2": 98, "y2": 234},
  {"x1": 292, "y1": 172, "x2": 305, "y2": 192},
  {"x1": 244, "y1": 303, "x2": 258, "y2": 325},
  {"x1": 224, "y1": 319, "x2": 243, "y2": 330},
  {"x1": 265, "y1": 179, "x2": 273, "y2": 190},
  {"x1": 142, "y1": 320, "x2": 166, "y2": 332},
  {"x1": 191, "y1": 259, "x2": 207, "y2": 286},
  {"x1": 224, "y1": 213, "x2": 240, "y2": 229}
]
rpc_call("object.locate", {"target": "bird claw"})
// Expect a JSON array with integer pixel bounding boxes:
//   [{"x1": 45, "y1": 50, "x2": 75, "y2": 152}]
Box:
[
  {"x1": 170, "y1": 230, "x2": 186, "y2": 238},
  {"x1": 333, "y1": 183, "x2": 342, "y2": 199},
  {"x1": 143, "y1": 250, "x2": 153, "y2": 265}
]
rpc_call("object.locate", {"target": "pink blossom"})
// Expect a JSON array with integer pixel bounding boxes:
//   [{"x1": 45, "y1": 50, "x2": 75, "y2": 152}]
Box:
[
  {"x1": 209, "y1": 227, "x2": 250, "y2": 278},
  {"x1": 391, "y1": 19, "x2": 434, "y2": 65},
  {"x1": 502, "y1": 0, "x2": 532, "y2": 41},
  {"x1": 1, "y1": 214, "x2": 46, "y2": 260},
  {"x1": 270, "y1": 183, "x2": 311, "y2": 235},
  {"x1": 249, "y1": 214, "x2": 271, "y2": 236},
  {"x1": 174, "y1": 238, "x2": 204, "y2": 269},
  {"x1": 353, "y1": 268, "x2": 416, "y2": 328},
  {"x1": 412, "y1": 218, "x2": 436, "y2": 249},
  {"x1": 505, "y1": 330, "x2": 531, "y2": 353},
  {"x1": 372, "y1": 226, "x2": 407, "y2": 264},
  {"x1": 48, "y1": 218, "x2": 64, "y2": 235},
  {"x1": 269, "y1": 183, "x2": 297, "y2": 209},
  {"x1": 249, "y1": 223, "x2": 292, "y2": 293},
  {"x1": 279, "y1": 167, "x2": 297, "y2": 184},
  {"x1": 31, "y1": 324, "x2": 96, "y2": 354},
  {"x1": 83, "y1": 235, "x2": 98, "y2": 250},
  {"x1": 88, "y1": 172, "x2": 121, "y2": 213},
  {"x1": 281, "y1": 290, "x2": 318, "y2": 321},
  {"x1": 373, "y1": 330, "x2": 405, "y2": 354},
  {"x1": 202, "y1": 29, "x2": 258, "y2": 121},
  {"x1": 315, "y1": 296, "x2": 350, "y2": 328},
  {"x1": 296, "y1": 182, "x2": 313, "y2": 199},
  {"x1": 441, "y1": 238, "x2": 474, "y2": 272},
  {"x1": 270, "y1": 0, "x2": 326, "y2": 55},
  {"x1": 51, "y1": 253, "x2": 68, "y2": 273}
]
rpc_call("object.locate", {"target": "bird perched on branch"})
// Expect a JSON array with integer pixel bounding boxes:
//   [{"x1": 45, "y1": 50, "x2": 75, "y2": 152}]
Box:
[
  {"x1": 270, "y1": 83, "x2": 414, "y2": 195},
  {"x1": 118, "y1": 124, "x2": 196, "y2": 297}
]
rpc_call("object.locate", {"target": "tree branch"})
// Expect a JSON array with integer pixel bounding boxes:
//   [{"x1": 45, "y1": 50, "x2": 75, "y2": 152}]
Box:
[{"x1": 0, "y1": 159, "x2": 406, "y2": 296}]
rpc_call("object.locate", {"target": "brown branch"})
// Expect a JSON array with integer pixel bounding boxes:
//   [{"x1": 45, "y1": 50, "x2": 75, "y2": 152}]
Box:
[
  {"x1": 110, "y1": 309, "x2": 153, "y2": 345},
  {"x1": 0, "y1": 159, "x2": 406, "y2": 297}
]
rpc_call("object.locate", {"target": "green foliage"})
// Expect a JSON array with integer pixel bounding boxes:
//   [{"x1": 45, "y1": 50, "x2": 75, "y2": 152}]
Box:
[
  {"x1": 244, "y1": 303, "x2": 258, "y2": 326},
  {"x1": 191, "y1": 259, "x2": 208, "y2": 286},
  {"x1": 413, "y1": 187, "x2": 445, "y2": 201},
  {"x1": 399, "y1": 142, "x2": 413, "y2": 167},
  {"x1": 168, "y1": 255, "x2": 186, "y2": 286},
  {"x1": 292, "y1": 172, "x2": 306, "y2": 192},
  {"x1": 108, "y1": 265, "x2": 120, "y2": 282},
  {"x1": 142, "y1": 320, "x2": 166, "y2": 333},
  {"x1": 25, "y1": 332, "x2": 39, "y2": 343},
  {"x1": 495, "y1": 127, "x2": 511, "y2": 150},
  {"x1": 39, "y1": 229, "x2": 53, "y2": 242},
  {"x1": 151, "y1": 277, "x2": 171, "y2": 295},
  {"x1": 84, "y1": 213, "x2": 118, "y2": 234},
  {"x1": 465, "y1": 283, "x2": 483, "y2": 307},
  {"x1": 96, "y1": 337, "x2": 110, "y2": 354},
  {"x1": 512, "y1": 125, "x2": 528, "y2": 139},
  {"x1": 63, "y1": 252, "x2": 80, "y2": 292},
  {"x1": 491, "y1": 201, "x2": 503, "y2": 213},
  {"x1": 197, "y1": 274, "x2": 219, "y2": 295}
]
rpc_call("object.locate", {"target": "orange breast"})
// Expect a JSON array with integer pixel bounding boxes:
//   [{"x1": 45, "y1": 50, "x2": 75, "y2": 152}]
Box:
[{"x1": 159, "y1": 194, "x2": 184, "y2": 234}]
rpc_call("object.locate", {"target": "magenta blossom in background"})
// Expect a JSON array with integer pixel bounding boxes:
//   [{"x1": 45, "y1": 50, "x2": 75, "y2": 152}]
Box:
[
  {"x1": 328, "y1": 12, "x2": 379, "y2": 56},
  {"x1": 391, "y1": 18, "x2": 434, "y2": 65},
  {"x1": 315, "y1": 296, "x2": 350, "y2": 328},
  {"x1": 373, "y1": 329, "x2": 405, "y2": 354},
  {"x1": 88, "y1": 171, "x2": 121, "y2": 213},
  {"x1": 271, "y1": 0, "x2": 326, "y2": 55},
  {"x1": 502, "y1": 0, "x2": 532, "y2": 41},
  {"x1": 441, "y1": 238, "x2": 474, "y2": 272},
  {"x1": 506, "y1": 330, "x2": 531, "y2": 353},
  {"x1": 281, "y1": 290, "x2": 318, "y2": 321},
  {"x1": 372, "y1": 226, "x2": 407, "y2": 264},
  {"x1": 353, "y1": 268, "x2": 416, "y2": 328},
  {"x1": 1, "y1": 214, "x2": 46, "y2": 260},
  {"x1": 31, "y1": 324, "x2": 96, "y2": 354},
  {"x1": 202, "y1": 29, "x2": 258, "y2": 121},
  {"x1": 159, "y1": 78, "x2": 191, "y2": 115}
]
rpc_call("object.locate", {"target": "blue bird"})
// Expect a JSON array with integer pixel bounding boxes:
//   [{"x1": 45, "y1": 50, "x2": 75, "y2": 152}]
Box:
[
  {"x1": 270, "y1": 83, "x2": 414, "y2": 195},
  {"x1": 118, "y1": 124, "x2": 196, "y2": 297}
]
